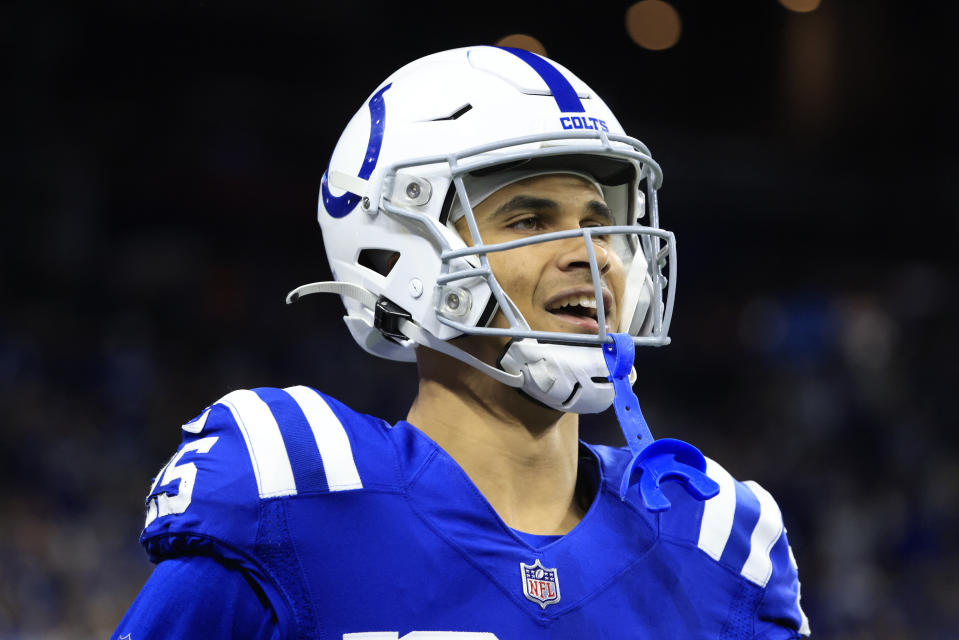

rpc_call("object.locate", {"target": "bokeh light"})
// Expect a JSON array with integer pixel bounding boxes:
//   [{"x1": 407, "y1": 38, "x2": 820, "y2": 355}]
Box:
[
  {"x1": 625, "y1": 0, "x2": 682, "y2": 51},
  {"x1": 779, "y1": 0, "x2": 822, "y2": 13},
  {"x1": 493, "y1": 34, "x2": 547, "y2": 56},
  {"x1": 782, "y1": 4, "x2": 837, "y2": 131}
]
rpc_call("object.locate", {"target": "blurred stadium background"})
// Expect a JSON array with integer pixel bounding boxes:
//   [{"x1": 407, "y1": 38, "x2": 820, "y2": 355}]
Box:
[{"x1": 2, "y1": 1, "x2": 957, "y2": 637}]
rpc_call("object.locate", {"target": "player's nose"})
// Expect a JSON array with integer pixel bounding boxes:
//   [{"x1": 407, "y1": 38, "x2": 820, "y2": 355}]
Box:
[{"x1": 554, "y1": 235, "x2": 610, "y2": 275}]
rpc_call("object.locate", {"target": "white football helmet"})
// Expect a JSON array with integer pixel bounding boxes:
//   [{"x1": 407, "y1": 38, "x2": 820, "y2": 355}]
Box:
[{"x1": 288, "y1": 46, "x2": 676, "y2": 414}]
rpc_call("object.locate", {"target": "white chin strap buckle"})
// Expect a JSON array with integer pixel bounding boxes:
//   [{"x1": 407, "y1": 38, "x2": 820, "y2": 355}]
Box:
[{"x1": 499, "y1": 339, "x2": 627, "y2": 414}]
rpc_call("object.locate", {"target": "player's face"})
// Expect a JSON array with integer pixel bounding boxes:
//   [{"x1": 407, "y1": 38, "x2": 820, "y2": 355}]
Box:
[{"x1": 456, "y1": 174, "x2": 625, "y2": 336}]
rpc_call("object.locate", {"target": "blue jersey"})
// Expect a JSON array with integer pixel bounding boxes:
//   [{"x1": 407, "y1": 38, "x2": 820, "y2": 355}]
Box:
[{"x1": 115, "y1": 386, "x2": 810, "y2": 639}]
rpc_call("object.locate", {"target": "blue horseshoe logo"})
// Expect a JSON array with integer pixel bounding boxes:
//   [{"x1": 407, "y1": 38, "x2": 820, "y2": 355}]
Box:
[{"x1": 321, "y1": 83, "x2": 391, "y2": 218}]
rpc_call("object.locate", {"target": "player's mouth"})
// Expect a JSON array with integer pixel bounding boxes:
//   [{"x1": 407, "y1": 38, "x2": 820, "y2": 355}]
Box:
[{"x1": 544, "y1": 287, "x2": 614, "y2": 334}]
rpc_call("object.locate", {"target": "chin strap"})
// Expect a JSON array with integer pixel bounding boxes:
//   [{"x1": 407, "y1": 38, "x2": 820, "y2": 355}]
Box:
[
  {"x1": 286, "y1": 281, "x2": 379, "y2": 307},
  {"x1": 603, "y1": 333, "x2": 720, "y2": 512},
  {"x1": 286, "y1": 281, "x2": 525, "y2": 388}
]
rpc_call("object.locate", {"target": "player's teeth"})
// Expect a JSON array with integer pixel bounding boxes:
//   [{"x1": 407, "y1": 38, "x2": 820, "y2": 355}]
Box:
[{"x1": 547, "y1": 295, "x2": 599, "y2": 311}]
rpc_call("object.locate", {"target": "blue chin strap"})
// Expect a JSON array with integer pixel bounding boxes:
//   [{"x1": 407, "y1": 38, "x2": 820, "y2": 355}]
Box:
[{"x1": 603, "y1": 333, "x2": 720, "y2": 512}]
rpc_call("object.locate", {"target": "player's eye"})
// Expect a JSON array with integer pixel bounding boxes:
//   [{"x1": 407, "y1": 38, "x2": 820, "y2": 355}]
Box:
[
  {"x1": 507, "y1": 216, "x2": 543, "y2": 232},
  {"x1": 582, "y1": 220, "x2": 612, "y2": 243}
]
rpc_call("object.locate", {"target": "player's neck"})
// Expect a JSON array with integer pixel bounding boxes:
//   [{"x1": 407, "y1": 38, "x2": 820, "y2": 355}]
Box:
[{"x1": 407, "y1": 355, "x2": 586, "y2": 535}]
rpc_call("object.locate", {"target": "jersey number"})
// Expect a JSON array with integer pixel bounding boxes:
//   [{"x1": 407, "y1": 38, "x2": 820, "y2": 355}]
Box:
[{"x1": 144, "y1": 436, "x2": 219, "y2": 527}]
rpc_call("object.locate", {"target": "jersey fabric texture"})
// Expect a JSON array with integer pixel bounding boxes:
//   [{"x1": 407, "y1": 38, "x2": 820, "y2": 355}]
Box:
[
  {"x1": 115, "y1": 386, "x2": 810, "y2": 639},
  {"x1": 116, "y1": 555, "x2": 281, "y2": 639}
]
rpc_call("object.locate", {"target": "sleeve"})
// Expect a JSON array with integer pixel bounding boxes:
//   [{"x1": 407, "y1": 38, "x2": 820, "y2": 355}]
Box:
[
  {"x1": 754, "y1": 526, "x2": 811, "y2": 638},
  {"x1": 137, "y1": 390, "x2": 296, "y2": 634},
  {"x1": 140, "y1": 386, "x2": 370, "y2": 559},
  {"x1": 136, "y1": 386, "x2": 377, "y2": 637},
  {"x1": 664, "y1": 458, "x2": 811, "y2": 638},
  {"x1": 112, "y1": 555, "x2": 280, "y2": 640},
  {"x1": 141, "y1": 399, "x2": 264, "y2": 560}
]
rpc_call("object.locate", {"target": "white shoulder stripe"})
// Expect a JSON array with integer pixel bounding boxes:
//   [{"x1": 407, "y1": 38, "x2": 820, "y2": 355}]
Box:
[
  {"x1": 181, "y1": 407, "x2": 211, "y2": 434},
  {"x1": 284, "y1": 386, "x2": 363, "y2": 491},
  {"x1": 218, "y1": 389, "x2": 297, "y2": 498},
  {"x1": 697, "y1": 457, "x2": 737, "y2": 561},
  {"x1": 741, "y1": 480, "x2": 785, "y2": 587}
]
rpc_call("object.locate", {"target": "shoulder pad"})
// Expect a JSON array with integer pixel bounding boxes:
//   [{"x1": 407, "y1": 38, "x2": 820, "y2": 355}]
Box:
[
  {"x1": 140, "y1": 386, "x2": 395, "y2": 560},
  {"x1": 660, "y1": 457, "x2": 810, "y2": 635}
]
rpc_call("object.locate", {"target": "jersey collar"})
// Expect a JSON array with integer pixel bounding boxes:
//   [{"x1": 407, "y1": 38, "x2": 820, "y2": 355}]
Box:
[{"x1": 391, "y1": 420, "x2": 660, "y2": 620}]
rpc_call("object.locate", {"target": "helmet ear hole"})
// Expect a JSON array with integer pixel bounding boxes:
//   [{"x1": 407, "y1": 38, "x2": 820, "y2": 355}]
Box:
[{"x1": 358, "y1": 249, "x2": 400, "y2": 277}]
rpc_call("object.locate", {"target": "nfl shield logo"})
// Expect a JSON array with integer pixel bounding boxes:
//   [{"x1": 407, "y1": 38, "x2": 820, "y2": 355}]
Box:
[{"x1": 520, "y1": 559, "x2": 561, "y2": 609}]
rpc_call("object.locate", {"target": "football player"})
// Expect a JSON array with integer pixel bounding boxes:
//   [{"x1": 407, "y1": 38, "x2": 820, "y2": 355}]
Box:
[{"x1": 114, "y1": 47, "x2": 810, "y2": 639}]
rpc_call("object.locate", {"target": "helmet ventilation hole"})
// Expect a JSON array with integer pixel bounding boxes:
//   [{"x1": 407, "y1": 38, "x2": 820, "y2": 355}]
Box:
[
  {"x1": 358, "y1": 249, "x2": 400, "y2": 277},
  {"x1": 431, "y1": 104, "x2": 473, "y2": 121}
]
